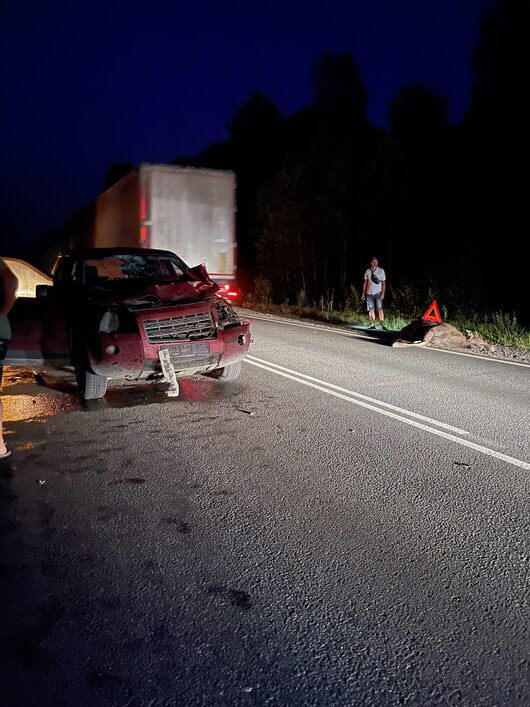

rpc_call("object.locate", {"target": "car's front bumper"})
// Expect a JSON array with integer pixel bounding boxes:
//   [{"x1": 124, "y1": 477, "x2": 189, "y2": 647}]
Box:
[{"x1": 88, "y1": 321, "x2": 251, "y2": 379}]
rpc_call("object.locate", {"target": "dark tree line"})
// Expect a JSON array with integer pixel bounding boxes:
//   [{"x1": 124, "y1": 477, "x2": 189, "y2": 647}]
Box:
[{"x1": 38, "y1": 0, "x2": 529, "y2": 323}]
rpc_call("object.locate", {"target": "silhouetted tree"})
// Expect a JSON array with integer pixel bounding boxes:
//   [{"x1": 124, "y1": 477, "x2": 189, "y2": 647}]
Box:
[
  {"x1": 256, "y1": 51, "x2": 377, "y2": 303},
  {"x1": 467, "y1": 0, "x2": 529, "y2": 135},
  {"x1": 357, "y1": 132, "x2": 406, "y2": 282},
  {"x1": 463, "y1": 0, "x2": 529, "y2": 320},
  {"x1": 388, "y1": 83, "x2": 448, "y2": 144},
  {"x1": 313, "y1": 50, "x2": 369, "y2": 118},
  {"x1": 228, "y1": 91, "x2": 283, "y2": 144},
  {"x1": 386, "y1": 83, "x2": 451, "y2": 286}
]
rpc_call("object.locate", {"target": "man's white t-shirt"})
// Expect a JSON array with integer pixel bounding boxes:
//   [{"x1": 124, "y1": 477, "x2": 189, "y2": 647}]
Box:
[{"x1": 364, "y1": 267, "x2": 386, "y2": 296}]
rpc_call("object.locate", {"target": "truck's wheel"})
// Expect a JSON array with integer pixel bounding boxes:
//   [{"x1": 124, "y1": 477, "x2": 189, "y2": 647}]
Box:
[
  {"x1": 210, "y1": 360, "x2": 242, "y2": 381},
  {"x1": 74, "y1": 357, "x2": 108, "y2": 400}
]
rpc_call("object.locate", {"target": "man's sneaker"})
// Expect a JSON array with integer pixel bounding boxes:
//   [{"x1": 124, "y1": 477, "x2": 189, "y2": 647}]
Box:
[
  {"x1": 381, "y1": 325, "x2": 389, "y2": 330},
  {"x1": 368, "y1": 324, "x2": 376, "y2": 330}
]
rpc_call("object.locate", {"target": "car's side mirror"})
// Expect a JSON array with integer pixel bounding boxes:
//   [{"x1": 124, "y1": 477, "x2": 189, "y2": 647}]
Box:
[{"x1": 36, "y1": 284, "x2": 54, "y2": 298}]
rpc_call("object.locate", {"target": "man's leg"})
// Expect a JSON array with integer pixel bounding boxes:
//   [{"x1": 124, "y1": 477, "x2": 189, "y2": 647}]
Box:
[
  {"x1": 376, "y1": 297, "x2": 386, "y2": 327},
  {"x1": 367, "y1": 296, "x2": 376, "y2": 327}
]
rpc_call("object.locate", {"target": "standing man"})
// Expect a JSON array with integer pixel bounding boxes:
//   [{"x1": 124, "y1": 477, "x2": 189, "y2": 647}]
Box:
[
  {"x1": 361, "y1": 256, "x2": 387, "y2": 330},
  {"x1": 1, "y1": 258, "x2": 18, "y2": 458}
]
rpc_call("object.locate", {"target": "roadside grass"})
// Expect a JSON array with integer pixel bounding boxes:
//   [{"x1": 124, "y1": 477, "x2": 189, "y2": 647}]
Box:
[
  {"x1": 453, "y1": 312, "x2": 530, "y2": 348},
  {"x1": 240, "y1": 300, "x2": 409, "y2": 331},
  {"x1": 240, "y1": 301, "x2": 530, "y2": 349}
]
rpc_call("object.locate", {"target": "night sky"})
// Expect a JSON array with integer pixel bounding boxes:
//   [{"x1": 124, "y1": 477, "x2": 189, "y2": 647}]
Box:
[{"x1": 1, "y1": 0, "x2": 492, "y2": 256}]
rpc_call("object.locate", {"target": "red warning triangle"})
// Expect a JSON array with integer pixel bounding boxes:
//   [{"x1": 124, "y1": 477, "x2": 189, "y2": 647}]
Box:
[{"x1": 422, "y1": 300, "x2": 442, "y2": 323}]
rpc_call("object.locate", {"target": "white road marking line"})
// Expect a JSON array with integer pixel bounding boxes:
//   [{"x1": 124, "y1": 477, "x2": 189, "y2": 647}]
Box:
[
  {"x1": 247, "y1": 314, "x2": 530, "y2": 368},
  {"x1": 246, "y1": 358, "x2": 530, "y2": 472},
  {"x1": 248, "y1": 355, "x2": 469, "y2": 435},
  {"x1": 247, "y1": 314, "x2": 372, "y2": 341},
  {"x1": 418, "y1": 346, "x2": 530, "y2": 368}
]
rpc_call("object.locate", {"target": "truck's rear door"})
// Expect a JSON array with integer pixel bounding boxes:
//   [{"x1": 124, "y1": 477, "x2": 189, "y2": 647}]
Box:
[{"x1": 148, "y1": 166, "x2": 236, "y2": 281}]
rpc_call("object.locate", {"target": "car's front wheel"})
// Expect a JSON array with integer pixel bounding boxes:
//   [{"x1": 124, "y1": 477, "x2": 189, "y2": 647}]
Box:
[
  {"x1": 73, "y1": 347, "x2": 108, "y2": 400},
  {"x1": 208, "y1": 360, "x2": 243, "y2": 381},
  {"x1": 77, "y1": 367, "x2": 108, "y2": 400}
]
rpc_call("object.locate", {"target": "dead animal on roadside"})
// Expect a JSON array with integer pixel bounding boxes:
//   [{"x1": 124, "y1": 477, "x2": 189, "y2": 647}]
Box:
[{"x1": 392, "y1": 320, "x2": 494, "y2": 352}]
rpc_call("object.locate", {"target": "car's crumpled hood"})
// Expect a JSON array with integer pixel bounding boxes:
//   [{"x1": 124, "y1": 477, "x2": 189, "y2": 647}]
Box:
[{"x1": 86, "y1": 279, "x2": 219, "y2": 308}]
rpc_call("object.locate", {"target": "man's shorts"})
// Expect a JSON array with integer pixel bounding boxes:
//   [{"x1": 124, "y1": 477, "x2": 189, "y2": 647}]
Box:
[{"x1": 366, "y1": 293, "x2": 383, "y2": 312}]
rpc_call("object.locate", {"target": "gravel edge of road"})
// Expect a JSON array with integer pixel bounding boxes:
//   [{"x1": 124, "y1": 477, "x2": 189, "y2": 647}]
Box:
[{"x1": 236, "y1": 307, "x2": 530, "y2": 366}]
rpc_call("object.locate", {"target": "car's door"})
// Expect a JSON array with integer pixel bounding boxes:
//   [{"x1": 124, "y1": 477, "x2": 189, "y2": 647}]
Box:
[{"x1": 4, "y1": 286, "x2": 70, "y2": 367}]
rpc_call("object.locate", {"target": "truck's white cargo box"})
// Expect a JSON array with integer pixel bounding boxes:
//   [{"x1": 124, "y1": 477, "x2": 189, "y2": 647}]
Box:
[{"x1": 95, "y1": 164, "x2": 236, "y2": 281}]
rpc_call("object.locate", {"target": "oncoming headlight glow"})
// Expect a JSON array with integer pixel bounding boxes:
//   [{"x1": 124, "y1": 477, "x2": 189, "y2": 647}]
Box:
[{"x1": 217, "y1": 283, "x2": 239, "y2": 300}]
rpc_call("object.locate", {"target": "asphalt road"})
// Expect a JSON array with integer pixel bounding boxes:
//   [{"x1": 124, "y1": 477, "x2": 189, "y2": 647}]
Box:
[{"x1": 1, "y1": 315, "x2": 529, "y2": 706}]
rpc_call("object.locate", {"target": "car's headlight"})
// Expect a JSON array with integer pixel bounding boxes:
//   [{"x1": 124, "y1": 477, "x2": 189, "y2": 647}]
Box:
[
  {"x1": 99, "y1": 310, "x2": 120, "y2": 333},
  {"x1": 216, "y1": 300, "x2": 241, "y2": 327}
]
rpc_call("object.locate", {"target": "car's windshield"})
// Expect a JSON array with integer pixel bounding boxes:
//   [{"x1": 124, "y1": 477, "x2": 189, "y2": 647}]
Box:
[{"x1": 80, "y1": 254, "x2": 188, "y2": 284}]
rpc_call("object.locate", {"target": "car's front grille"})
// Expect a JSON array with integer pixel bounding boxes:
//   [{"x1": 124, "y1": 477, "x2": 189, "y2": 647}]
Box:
[{"x1": 143, "y1": 311, "x2": 216, "y2": 344}]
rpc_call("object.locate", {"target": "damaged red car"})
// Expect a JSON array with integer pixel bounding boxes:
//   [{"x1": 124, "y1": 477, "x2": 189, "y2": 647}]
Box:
[{"x1": 6, "y1": 248, "x2": 251, "y2": 399}]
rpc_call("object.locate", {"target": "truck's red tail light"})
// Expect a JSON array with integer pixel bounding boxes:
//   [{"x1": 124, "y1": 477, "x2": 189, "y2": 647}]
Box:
[
  {"x1": 216, "y1": 283, "x2": 240, "y2": 300},
  {"x1": 140, "y1": 190, "x2": 149, "y2": 243}
]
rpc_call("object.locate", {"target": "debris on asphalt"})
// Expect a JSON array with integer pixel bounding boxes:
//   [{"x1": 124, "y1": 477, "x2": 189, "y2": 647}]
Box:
[
  {"x1": 36, "y1": 479, "x2": 46, "y2": 485},
  {"x1": 453, "y1": 461, "x2": 472, "y2": 468},
  {"x1": 238, "y1": 409, "x2": 255, "y2": 416}
]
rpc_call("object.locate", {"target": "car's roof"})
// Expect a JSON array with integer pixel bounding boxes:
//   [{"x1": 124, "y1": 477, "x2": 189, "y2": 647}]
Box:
[{"x1": 59, "y1": 247, "x2": 180, "y2": 259}]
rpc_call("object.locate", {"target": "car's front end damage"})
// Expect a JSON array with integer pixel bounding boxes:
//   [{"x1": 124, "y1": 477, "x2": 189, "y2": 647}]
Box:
[{"x1": 82, "y1": 277, "x2": 250, "y2": 382}]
